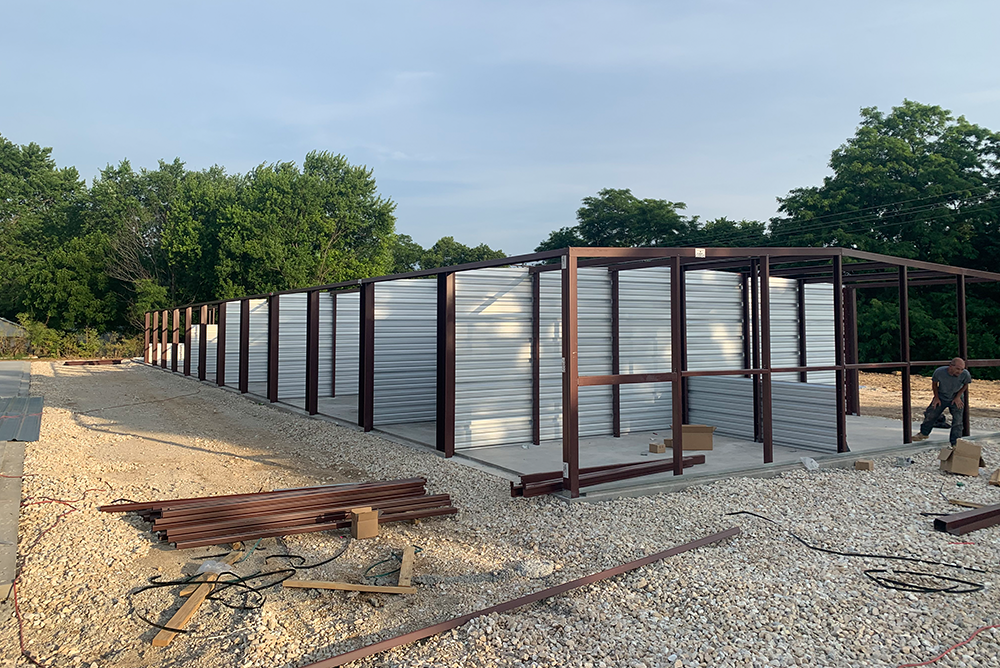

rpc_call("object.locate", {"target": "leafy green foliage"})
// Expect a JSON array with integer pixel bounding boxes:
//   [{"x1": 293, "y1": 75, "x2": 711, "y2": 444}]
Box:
[{"x1": 388, "y1": 234, "x2": 505, "y2": 273}]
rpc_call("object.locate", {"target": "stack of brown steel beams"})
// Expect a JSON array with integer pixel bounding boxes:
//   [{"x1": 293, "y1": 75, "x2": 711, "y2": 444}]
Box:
[
  {"x1": 511, "y1": 456, "x2": 705, "y2": 498},
  {"x1": 933, "y1": 503, "x2": 1000, "y2": 536},
  {"x1": 99, "y1": 478, "x2": 456, "y2": 549}
]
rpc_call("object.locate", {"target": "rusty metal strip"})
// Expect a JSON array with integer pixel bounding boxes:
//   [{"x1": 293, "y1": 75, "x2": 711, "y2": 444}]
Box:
[{"x1": 301, "y1": 527, "x2": 740, "y2": 668}]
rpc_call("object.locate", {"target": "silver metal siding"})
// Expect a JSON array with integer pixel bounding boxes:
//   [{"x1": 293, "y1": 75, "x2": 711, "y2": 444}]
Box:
[
  {"x1": 687, "y1": 376, "x2": 755, "y2": 439},
  {"x1": 454, "y1": 267, "x2": 533, "y2": 448},
  {"x1": 247, "y1": 299, "x2": 268, "y2": 385},
  {"x1": 372, "y1": 280, "x2": 438, "y2": 425},
  {"x1": 224, "y1": 301, "x2": 240, "y2": 387},
  {"x1": 336, "y1": 292, "x2": 360, "y2": 396},
  {"x1": 771, "y1": 380, "x2": 837, "y2": 451},
  {"x1": 188, "y1": 330, "x2": 199, "y2": 373},
  {"x1": 804, "y1": 284, "x2": 836, "y2": 385},
  {"x1": 277, "y1": 293, "x2": 307, "y2": 399},
  {"x1": 204, "y1": 325, "x2": 218, "y2": 373},
  {"x1": 318, "y1": 292, "x2": 334, "y2": 397},
  {"x1": 618, "y1": 267, "x2": 671, "y2": 433},
  {"x1": 768, "y1": 277, "x2": 800, "y2": 382}
]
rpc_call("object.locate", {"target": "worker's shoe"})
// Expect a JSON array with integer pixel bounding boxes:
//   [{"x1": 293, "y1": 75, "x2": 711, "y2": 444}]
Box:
[{"x1": 911, "y1": 433, "x2": 929, "y2": 441}]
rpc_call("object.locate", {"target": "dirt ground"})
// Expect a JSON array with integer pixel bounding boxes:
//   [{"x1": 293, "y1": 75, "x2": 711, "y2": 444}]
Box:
[{"x1": 858, "y1": 370, "x2": 1000, "y2": 420}]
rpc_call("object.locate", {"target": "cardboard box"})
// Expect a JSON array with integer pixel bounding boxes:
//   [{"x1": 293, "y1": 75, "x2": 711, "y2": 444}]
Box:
[
  {"x1": 990, "y1": 469, "x2": 1000, "y2": 487},
  {"x1": 350, "y1": 507, "x2": 380, "y2": 539},
  {"x1": 673, "y1": 424, "x2": 716, "y2": 451},
  {"x1": 854, "y1": 459, "x2": 874, "y2": 471},
  {"x1": 939, "y1": 440, "x2": 986, "y2": 477},
  {"x1": 649, "y1": 441, "x2": 666, "y2": 454}
]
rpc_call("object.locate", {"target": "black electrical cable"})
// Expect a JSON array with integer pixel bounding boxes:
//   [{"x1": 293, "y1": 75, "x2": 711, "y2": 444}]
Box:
[
  {"x1": 265, "y1": 535, "x2": 352, "y2": 570},
  {"x1": 725, "y1": 511, "x2": 988, "y2": 574},
  {"x1": 863, "y1": 569, "x2": 984, "y2": 594}
]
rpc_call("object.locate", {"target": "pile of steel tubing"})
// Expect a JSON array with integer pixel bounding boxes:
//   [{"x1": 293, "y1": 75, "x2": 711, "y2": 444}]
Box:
[
  {"x1": 933, "y1": 503, "x2": 1000, "y2": 536},
  {"x1": 511, "y1": 456, "x2": 705, "y2": 498},
  {"x1": 99, "y1": 478, "x2": 456, "y2": 549},
  {"x1": 63, "y1": 359, "x2": 125, "y2": 366}
]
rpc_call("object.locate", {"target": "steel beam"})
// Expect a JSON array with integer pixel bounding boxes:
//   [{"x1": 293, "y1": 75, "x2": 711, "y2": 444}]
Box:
[
  {"x1": 436, "y1": 273, "x2": 456, "y2": 456},
  {"x1": 331, "y1": 292, "x2": 337, "y2": 398},
  {"x1": 833, "y1": 256, "x2": 848, "y2": 452},
  {"x1": 759, "y1": 256, "x2": 773, "y2": 463},
  {"x1": 844, "y1": 287, "x2": 859, "y2": 415},
  {"x1": 957, "y1": 275, "x2": 970, "y2": 437},
  {"x1": 531, "y1": 272, "x2": 541, "y2": 445},
  {"x1": 306, "y1": 290, "x2": 320, "y2": 415},
  {"x1": 899, "y1": 266, "x2": 911, "y2": 443},
  {"x1": 144, "y1": 312, "x2": 151, "y2": 364},
  {"x1": 198, "y1": 305, "x2": 208, "y2": 381},
  {"x1": 160, "y1": 310, "x2": 168, "y2": 368},
  {"x1": 750, "y1": 260, "x2": 761, "y2": 442},
  {"x1": 358, "y1": 283, "x2": 375, "y2": 432},
  {"x1": 171, "y1": 308, "x2": 179, "y2": 372},
  {"x1": 239, "y1": 299, "x2": 249, "y2": 393},
  {"x1": 267, "y1": 294, "x2": 279, "y2": 403},
  {"x1": 183, "y1": 307, "x2": 192, "y2": 376},
  {"x1": 611, "y1": 270, "x2": 620, "y2": 438},
  {"x1": 797, "y1": 280, "x2": 807, "y2": 383},
  {"x1": 670, "y1": 255, "x2": 684, "y2": 475},
  {"x1": 562, "y1": 250, "x2": 580, "y2": 497}
]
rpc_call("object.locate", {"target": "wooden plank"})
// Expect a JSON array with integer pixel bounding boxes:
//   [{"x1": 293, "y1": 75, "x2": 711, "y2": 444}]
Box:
[
  {"x1": 397, "y1": 546, "x2": 416, "y2": 588},
  {"x1": 283, "y1": 580, "x2": 416, "y2": 594},
  {"x1": 949, "y1": 499, "x2": 985, "y2": 509}
]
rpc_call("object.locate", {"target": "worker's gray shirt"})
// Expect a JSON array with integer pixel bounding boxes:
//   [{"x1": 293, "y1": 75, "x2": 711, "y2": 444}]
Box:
[{"x1": 932, "y1": 366, "x2": 972, "y2": 402}]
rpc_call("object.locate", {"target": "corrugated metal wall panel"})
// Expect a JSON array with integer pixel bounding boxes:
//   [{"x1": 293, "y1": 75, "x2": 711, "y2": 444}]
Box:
[
  {"x1": 687, "y1": 376, "x2": 755, "y2": 439},
  {"x1": 277, "y1": 293, "x2": 308, "y2": 399},
  {"x1": 247, "y1": 299, "x2": 268, "y2": 385},
  {"x1": 224, "y1": 301, "x2": 240, "y2": 387},
  {"x1": 454, "y1": 268, "x2": 533, "y2": 448},
  {"x1": 618, "y1": 267, "x2": 671, "y2": 433},
  {"x1": 188, "y1": 331, "x2": 199, "y2": 373},
  {"x1": 318, "y1": 292, "x2": 334, "y2": 397},
  {"x1": 204, "y1": 325, "x2": 218, "y2": 374},
  {"x1": 336, "y1": 292, "x2": 360, "y2": 396},
  {"x1": 538, "y1": 269, "x2": 613, "y2": 441},
  {"x1": 769, "y1": 277, "x2": 800, "y2": 382},
  {"x1": 804, "y1": 284, "x2": 836, "y2": 385},
  {"x1": 373, "y1": 280, "x2": 438, "y2": 425},
  {"x1": 771, "y1": 381, "x2": 837, "y2": 451}
]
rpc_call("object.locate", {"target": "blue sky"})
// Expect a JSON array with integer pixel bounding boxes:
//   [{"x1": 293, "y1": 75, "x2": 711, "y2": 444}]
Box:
[{"x1": 3, "y1": 1, "x2": 999, "y2": 254}]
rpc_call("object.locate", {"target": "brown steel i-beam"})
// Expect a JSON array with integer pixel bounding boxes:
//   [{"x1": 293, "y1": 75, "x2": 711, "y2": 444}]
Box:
[
  {"x1": 306, "y1": 291, "x2": 320, "y2": 415},
  {"x1": 759, "y1": 257, "x2": 773, "y2": 463},
  {"x1": 144, "y1": 312, "x2": 151, "y2": 364},
  {"x1": 531, "y1": 272, "x2": 541, "y2": 445},
  {"x1": 750, "y1": 260, "x2": 761, "y2": 442},
  {"x1": 833, "y1": 256, "x2": 848, "y2": 452},
  {"x1": 171, "y1": 308, "x2": 180, "y2": 372},
  {"x1": 330, "y1": 292, "x2": 337, "y2": 398},
  {"x1": 358, "y1": 282, "x2": 375, "y2": 432},
  {"x1": 670, "y1": 255, "x2": 685, "y2": 474},
  {"x1": 198, "y1": 305, "x2": 208, "y2": 381},
  {"x1": 216, "y1": 302, "x2": 227, "y2": 386},
  {"x1": 797, "y1": 280, "x2": 807, "y2": 383},
  {"x1": 611, "y1": 270, "x2": 621, "y2": 438},
  {"x1": 183, "y1": 307, "x2": 192, "y2": 376},
  {"x1": 267, "y1": 294, "x2": 279, "y2": 403},
  {"x1": 436, "y1": 273, "x2": 456, "y2": 456},
  {"x1": 562, "y1": 250, "x2": 581, "y2": 496},
  {"x1": 844, "y1": 288, "x2": 859, "y2": 415},
  {"x1": 239, "y1": 299, "x2": 249, "y2": 393},
  {"x1": 899, "y1": 266, "x2": 912, "y2": 443},
  {"x1": 678, "y1": 265, "x2": 689, "y2": 425},
  {"x1": 957, "y1": 275, "x2": 970, "y2": 436},
  {"x1": 161, "y1": 310, "x2": 168, "y2": 368}
]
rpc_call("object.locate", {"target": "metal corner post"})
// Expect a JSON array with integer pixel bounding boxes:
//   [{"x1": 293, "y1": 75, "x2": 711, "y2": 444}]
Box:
[
  {"x1": 610, "y1": 270, "x2": 621, "y2": 438},
  {"x1": 561, "y1": 249, "x2": 580, "y2": 497},
  {"x1": 171, "y1": 308, "x2": 180, "y2": 372},
  {"x1": 160, "y1": 310, "x2": 168, "y2": 368},
  {"x1": 306, "y1": 290, "x2": 320, "y2": 415},
  {"x1": 144, "y1": 312, "x2": 151, "y2": 364},
  {"x1": 957, "y1": 275, "x2": 970, "y2": 436},
  {"x1": 531, "y1": 272, "x2": 541, "y2": 445},
  {"x1": 358, "y1": 283, "x2": 375, "y2": 432},
  {"x1": 678, "y1": 265, "x2": 689, "y2": 425},
  {"x1": 670, "y1": 255, "x2": 685, "y2": 474},
  {"x1": 267, "y1": 294, "x2": 279, "y2": 403},
  {"x1": 198, "y1": 305, "x2": 208, "y2": 381},
  {"x1": 183, "y1": 307, "x2": 192, "y2": 376},
  {"x1": 833, "y1": 256, "x2": 848, "y2": 451},
  {"x1": 239, "y1": 299, "x2": 250, "y2": 393},
  {"x1": 216, "y1": 302, "x2": 227, "y2": 386},
  {"x1": 749, "y1": 260, "x2": 761, "y2": 441},
  {"x1": 330, "y1": 292, "x2": 338, "y2": 398},
  {"x1": 844, "y1": 287, "x2": 859, "y2": 415},
  {"x1": 436, "y1": 273, "x2": 456, "y2": 456},
  {"x1": 899, "y1": 266, "x2": 911, "y2": 443},
  {"x1": 759, "y1": 256, "x2": 773, "y2": 463}
]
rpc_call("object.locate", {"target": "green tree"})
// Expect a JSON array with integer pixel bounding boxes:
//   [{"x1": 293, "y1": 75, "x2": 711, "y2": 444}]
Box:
[
  {"x1": 388, "y1": 233, "x2": 426, "y2": 274},
  {"x1": 418, "y1": 236, "x2": 505, "y2": 270}
]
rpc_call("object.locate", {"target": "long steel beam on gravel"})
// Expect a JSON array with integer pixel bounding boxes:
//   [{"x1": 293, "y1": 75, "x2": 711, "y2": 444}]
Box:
[
  {"x1": 933, "y1": 503, "x2": 1000, "y2": 535},
  {"x1": 298, "y1": 527, "x2": 740, "y2": 668},
  {"x1": 512, "y1": 456, "x2": 705, "y2": 497}
]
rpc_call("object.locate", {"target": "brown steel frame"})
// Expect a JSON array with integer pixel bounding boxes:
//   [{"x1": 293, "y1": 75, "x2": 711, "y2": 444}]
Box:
[{"x1": 147, "y1": 246, "x2": 1000, "y2": 497}]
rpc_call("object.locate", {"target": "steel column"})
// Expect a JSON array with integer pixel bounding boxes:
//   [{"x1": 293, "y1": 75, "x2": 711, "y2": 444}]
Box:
[
  {"x1": 358, "y1": 283, "x2": 375, "y2": 432},
  {"x1": 306, "y1": 291, "x2": 320, "y2": 415},
  {"x1": 678, "y1": 265, "x2": 689, "y2": 425},
  {"x1": 531, "y1": 272, "x2": 541, "y2": 445},
  {"x1": 797, "y1": 280, "x2": 807, "y2": 383},
  {"x1": 239, "y1": 299, "x2": 249, "y2": 393},
  {"x1": 759, "y1": 256, "x2": 773, "y2": 463},
  {"x1": 160, "y1": 310, "x2": 168, "y2": 368},
  {"x1": 670, "y1": 255, "x2": 685, "y2": 475},
  {"x1": 611, "y1": 270, "x2": 621, "y2": 438},
  {"x1": 171, "y1": 308, "x2": 180, "y2": 372},
  {"x1": 899, "y1": 266, "x2": 911, "y2": 443},
  {"x1": 957, "y1": 275, "x2": 970, "y2": 437},
  {"x1": 561, "y1": 250, "x2": 580, "y2": 497},
  {"x1": 216, "y1": 302, "x2": 226, "y2": 386},
  {"x1": 183, "y1": 307, "x2": 192, "y2": 376},
  {"x1": 750, "y1": 260, "x2": 761, "y2": 442},
  {"x1": 436, "y1": 273, "x2": 456, "y2": 456},
  {"x1": 330, "y1": 292, "x2": 337, "y2": 398},
  {"x1": 844, "y1": 287, "x2": 859, "y2": 415},
  {"x1": 144, "y1": 312, "x2": 151, "y2": 364},
  {"x1": 833, "y1": 256, "x2": 848, "y2": 452},
  {"x1": 267, "y1": 295, "x2": 279, "y2": 403},
  {"x1": 198, "y1": 305, "x2": 207, "y2": 381}
]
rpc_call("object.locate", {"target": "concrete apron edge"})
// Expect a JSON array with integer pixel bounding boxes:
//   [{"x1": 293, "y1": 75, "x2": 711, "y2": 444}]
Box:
[{"x1": 0, "y1": 441, "x2": 27, "y2": 600}]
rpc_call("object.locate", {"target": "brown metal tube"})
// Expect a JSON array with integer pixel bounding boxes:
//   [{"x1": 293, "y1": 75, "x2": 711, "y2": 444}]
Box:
[
  {"x1": 670, "y1": 255, "x2": 684, "y2": 474},
  {"x1": 899, "y1": 266, "x2": 911, "y2": 443}
]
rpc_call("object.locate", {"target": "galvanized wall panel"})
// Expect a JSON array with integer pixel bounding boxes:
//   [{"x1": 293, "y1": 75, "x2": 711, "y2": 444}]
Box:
[
  {"x1": 277, "y1": 293, "x2": 308, "y2": 399},
  {"x1": 771, "y1": 380, "x2": 837, "y2": 451},
  {"x1": 224, "y1": 301, "x2": 240, "y2": 387},
  {"x1": 454, "y1": 268, "x2": 533, "y2": 448},
  {"x1": 373, "y1": 280, "x2": 438, "y2": 425},
  {"x1": 247, "y1": 299, "x2": 268, "y2": 385},
  {"x1": 804, "y1": 284, "x2": 836, "y2": 385},
  {"x1": 204, "y1": 325, "x2": 218, "y2": 374},
  {"x1": 618, "y1": 267, "x2": 671, "y2": 433},
  {"x1": 188, "y1": 330, "x2": 199, "y2": 373},
  {"x1": 336, "y1": 292, "x2": 360, "y2": 396},
  {"x1": 318, "y1": 292, "x2": 334, "y2": 397},
  {"x1": 687, "y1": 376, "x2": 755, "y2": 439},
  {"x1": 769, "y1": 277, "x2": 800, "y2": 382}
]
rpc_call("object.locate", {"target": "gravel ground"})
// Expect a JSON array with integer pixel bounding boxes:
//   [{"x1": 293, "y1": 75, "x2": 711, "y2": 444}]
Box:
[{"x1": 3, "y1": 362, "x2": 1000, "y2": 668}]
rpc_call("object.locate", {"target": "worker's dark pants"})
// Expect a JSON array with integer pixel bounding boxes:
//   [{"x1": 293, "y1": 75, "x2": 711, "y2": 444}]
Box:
[{"x1": 919, "y1": 396, "x2": 964, "y2": 445}]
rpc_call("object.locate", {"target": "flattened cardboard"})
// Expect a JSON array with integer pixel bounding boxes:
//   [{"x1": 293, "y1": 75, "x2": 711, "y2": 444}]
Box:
[
  {"x1": 939, "y1": 441, "x2": 986, "y2": 477},
  {"x1": 990, "y1": 469, "x2": 1000, "y2": 487},
  {"x1": 854, "y1": 459, "x2": 874, "y2": 471},
  {"x1": 672, "y1": 424, "x2": 716, "y2": 451}
]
